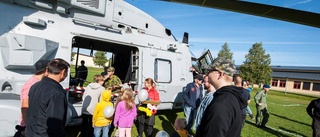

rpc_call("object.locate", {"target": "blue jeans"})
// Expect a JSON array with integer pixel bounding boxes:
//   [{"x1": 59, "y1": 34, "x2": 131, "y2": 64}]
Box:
[
  {"x1": 94, "y1": 125, "x2": 111, "y2": 137},
  {"x1": 184, "y1": 105, "x2": 196, "y2": 132},
  {"x1": 246, "y1": 106, "x2": 252, "y2": 115}
]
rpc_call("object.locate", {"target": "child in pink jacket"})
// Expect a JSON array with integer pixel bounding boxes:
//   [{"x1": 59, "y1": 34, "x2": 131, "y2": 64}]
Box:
[{"x1": 113, "y1": 88, "x2": 137, "y2": 137}]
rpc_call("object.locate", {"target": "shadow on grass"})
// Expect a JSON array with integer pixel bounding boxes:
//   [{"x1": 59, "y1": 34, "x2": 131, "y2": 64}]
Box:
[
  {"x1": 270, "y1": 112, "x2": 311, "y2": 127},
  {"x1": 245, "y1": 120, "x2": 290, "y2": 137},
  {"x1": 65, "y1": 125, "x2": 81, "y2": 137},
  {"x1": 158, "y1": 116, "x2": 174, "y2": 135},
  {"x1": 132, "y1": 109, "x2": 182, "y2": 137},
  {"x1": 156, "y1": 109, "x2": 181, "y2": 136},
  {"x1": 156, "y1": 109, "x2": 181, "y2": 123},
  {"x1": 279, "y1": 126, "x2": 308, "y2": 137}
]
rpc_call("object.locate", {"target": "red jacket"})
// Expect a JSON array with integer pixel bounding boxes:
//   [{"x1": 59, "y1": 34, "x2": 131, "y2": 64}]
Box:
[{"x1": 147, "y1": 87, "x2": 159, "y2": 101}]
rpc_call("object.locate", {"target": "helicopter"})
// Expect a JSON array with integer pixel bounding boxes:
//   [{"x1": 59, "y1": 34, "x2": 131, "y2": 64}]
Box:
[{"x1": 0, "y1": 0, "x2": 213, "y2": 135}]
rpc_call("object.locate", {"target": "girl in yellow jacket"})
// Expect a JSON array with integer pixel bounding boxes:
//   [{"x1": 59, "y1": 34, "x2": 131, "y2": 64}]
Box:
[{"x1": 93, "y1": 90, "x2": 113, "y2": 137}]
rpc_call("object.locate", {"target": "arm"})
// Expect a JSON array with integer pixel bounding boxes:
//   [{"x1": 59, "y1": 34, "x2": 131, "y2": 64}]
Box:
[
  {"x1": 307, "y1": 100, "x2": 315, "y2": 118},
  {"x1": 113, "y1": 102, "x2": 122, "y2": 127},
  {"x1": 21, "y1": 99, "x2": 28, "y2": 125},
  {"x1": 247, "y1": 93, "x2": 251, "y2": 104},
  {"x1": 21, "y1": 82, "x2": 32, "y2": 125},
  {"x1": 254, "y1": 91, "x2": 262, "y2": 105},
  {"x1": 182, "y1": 84, "x2": 192, "y2": 107},
  {"x1": 82, "y1": 87, "x2": 89, "y2": 101},
  {"x1": 133, "y1": 105, "x2": 137, "y2": 118},
  {"x1": 46, "y1": 93, "x2": 67, "y2": 137},
  {"x1": 92, "y1": 104, "x2": 100, "y2": 127}
]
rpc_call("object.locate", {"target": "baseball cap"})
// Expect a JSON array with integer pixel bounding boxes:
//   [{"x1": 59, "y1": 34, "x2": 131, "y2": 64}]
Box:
[
  {"x1": 202, "y1": 57, "x2": 236, "y2": 76},
  {"x1": 194, "y1": 74, "x2": 204, "y2": 81},
  {"x1": 34, "y1": 59, "x2": 50, "y2": 74},
  {"x1": 263, "y1": 84, "x2": 271, "y2": 88}
]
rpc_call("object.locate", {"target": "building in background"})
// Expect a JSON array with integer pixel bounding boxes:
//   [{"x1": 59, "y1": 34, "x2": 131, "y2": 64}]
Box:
[
  {"x1": 270, "y1": 66, "x2": 320, "y2": 96},
  {"x1": 236, "y1": 66, "x2": 320, "y2": 97}
]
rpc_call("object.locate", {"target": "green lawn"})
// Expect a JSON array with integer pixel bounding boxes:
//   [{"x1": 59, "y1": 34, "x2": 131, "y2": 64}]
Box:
[
  {"x1": 241, "y1": 89, "x2": 315, "y2": 137},
  {"x1": 67, "y1": 66, "x2": 316, "y2": 137},
  {"x1": 66, "y1": 88, "x2": 316, "y2": 137},
  {"x1": 70, "y1": 65, "x2": 104, "y2": 86}
]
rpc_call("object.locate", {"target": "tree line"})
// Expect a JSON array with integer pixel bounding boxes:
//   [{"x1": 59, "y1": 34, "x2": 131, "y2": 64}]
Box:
[{"x1": 217, "y1": 42, "x2": 272, "y2": 87}]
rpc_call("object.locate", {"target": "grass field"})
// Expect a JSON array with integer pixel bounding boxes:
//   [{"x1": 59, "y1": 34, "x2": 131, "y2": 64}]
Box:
[
  {"x1": 70, "y1": 65, "x2": 104, "y2": 86},
  {"x1": 67, "y1": 66, "x2": 315, "y2": 137},
  {"x1": 66, "y1": 88, "x2": 316, "y2": 137}
]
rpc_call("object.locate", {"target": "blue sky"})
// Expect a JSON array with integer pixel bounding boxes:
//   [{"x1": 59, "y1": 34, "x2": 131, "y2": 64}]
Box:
[{"x1": 126, "y1": 0, "x2": 320, "y2": 66}]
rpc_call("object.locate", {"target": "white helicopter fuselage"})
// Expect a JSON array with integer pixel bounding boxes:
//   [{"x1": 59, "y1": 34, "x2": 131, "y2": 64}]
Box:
[{"x1": 0, "y1": 0, "x2": 195, "y2": 136}]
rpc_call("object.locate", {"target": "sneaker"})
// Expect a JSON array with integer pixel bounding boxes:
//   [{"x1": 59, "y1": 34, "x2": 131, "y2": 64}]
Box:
[{"x1": 249, "y1": 114, "x2": 255, "y2": 120}]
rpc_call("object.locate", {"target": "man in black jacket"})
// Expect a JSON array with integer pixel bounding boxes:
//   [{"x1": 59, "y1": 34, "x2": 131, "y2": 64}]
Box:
[
  {"x1": 307, "y1": 98, "x2": 320, "y2": 137},
  {"x1": 25, "y1": 58, "x2": 70, "y2": 137},
  {"x1": 196, "y1": 57, "x2": 247, "y2": 137}
]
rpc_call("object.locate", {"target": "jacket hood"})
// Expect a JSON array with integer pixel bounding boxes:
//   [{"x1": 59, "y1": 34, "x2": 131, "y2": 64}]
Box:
[
  {"x1": 88, "y1": 83, "x2": 103, "y2": 89},
  {"x1": 214, "y1": 85, "x2": 247, "y2": 109},
  {"x1": 101, "y1": 90, "x2": 111, "y2": 102}
]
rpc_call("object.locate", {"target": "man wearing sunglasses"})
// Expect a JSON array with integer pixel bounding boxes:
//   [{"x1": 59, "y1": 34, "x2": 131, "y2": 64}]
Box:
[{"x1": 196, "y1": 57, "x2": 247, "y2": 137}]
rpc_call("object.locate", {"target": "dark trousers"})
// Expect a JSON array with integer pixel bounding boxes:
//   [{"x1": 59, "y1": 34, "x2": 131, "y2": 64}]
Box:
[
  {"x1": 241, "y1": 115, "x2": 246, "y2": 128},
  {"x1": 138, "y1": 113, "x2": 155, "y2": 137},
  {"x1": 313, "y1": 118, "x2": 320, "y2": 137},
  {"x1": 77, "y1": 78, "x2": 85, "y2": 87},
  {"x1": 256, "y1": 107, "x2": 269, "y2": 126},
  {"x1": 81, "y1": 114, "x2": 93, "y2": 137},
  {"x1": 138, "y1": 123, "x2": 154, "y2": 137},
  {"x1": 185, "y1": 107, "x2": 197, "y2": 133}
]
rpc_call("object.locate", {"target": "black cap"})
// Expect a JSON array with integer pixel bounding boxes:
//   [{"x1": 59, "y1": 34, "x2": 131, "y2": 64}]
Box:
[
  {"x1": 34, "y1": 59, "x2": 50, "y2": 74},
  {"x1": 194, "y1": 74, "x2": 204, "y2": 81}
]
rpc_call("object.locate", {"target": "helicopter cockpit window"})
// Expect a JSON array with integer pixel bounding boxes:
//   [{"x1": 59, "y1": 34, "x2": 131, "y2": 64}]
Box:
[
  {"x1": 154, "y1": 59, "x2": 172, "y2": 83},
  {"x1": 192, "y1": 50, "x2": 214, "y2": 74}
]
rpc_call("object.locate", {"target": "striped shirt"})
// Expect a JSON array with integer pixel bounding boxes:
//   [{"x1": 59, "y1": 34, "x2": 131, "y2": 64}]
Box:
[{"x1": 193, "y1": 90, "x2": 215, "y2": 131}]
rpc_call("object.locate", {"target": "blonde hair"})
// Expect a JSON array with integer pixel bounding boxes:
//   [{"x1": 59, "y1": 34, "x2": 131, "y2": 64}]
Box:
[
  {"x1": 93, "y1": 74, "x2": 104, "y2": 83},
  {"x1": 123, "y1": 88, "x2": 135, "y2": 111},
  {"x1": 145, "y1": 78, "x2": 156, "y2": 89}
]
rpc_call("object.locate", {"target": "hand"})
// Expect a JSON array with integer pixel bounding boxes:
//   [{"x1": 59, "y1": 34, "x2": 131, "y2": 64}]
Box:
[{"x1": 259, "y1": 103, "x2": 262, "y2": 106}]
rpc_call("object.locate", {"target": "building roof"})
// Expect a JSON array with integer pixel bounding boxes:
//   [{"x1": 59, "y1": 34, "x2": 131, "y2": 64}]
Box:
[
  {"x1": 236, "y1": 65, "x2": 320, "y2": 81},
  {"x1": 271, "y1": 72, "x2": 320, "y2": 81},
  {"x1": 271, "y1": 66, "x2": 320, "y2": 72}
]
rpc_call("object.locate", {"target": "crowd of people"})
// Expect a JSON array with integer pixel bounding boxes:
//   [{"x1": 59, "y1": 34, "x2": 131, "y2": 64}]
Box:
[
  {"x1": 15, "y1": 57, "x2": 319, "y2": 137},
  {"x1": 16, "y1": 58, "x2": 160, "y2": 137},
  {"x1": 182, "y1": 57, "x2": 272, "y2": 137}
]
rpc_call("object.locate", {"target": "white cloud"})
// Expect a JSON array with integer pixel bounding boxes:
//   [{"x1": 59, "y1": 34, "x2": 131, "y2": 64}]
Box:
[{"x1": 285, "y1": 0, "x2": 312, "y2": 7}]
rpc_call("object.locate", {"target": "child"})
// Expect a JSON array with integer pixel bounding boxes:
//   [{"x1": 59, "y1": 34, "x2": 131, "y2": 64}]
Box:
[
  {"x1": 93, "y1": 90, "x2": 113, "y2": 137},
  {"x1": 81, "y1": 75, "x2": 105, "y2": 137},
  {"x1": 171, "y1": 118, "x2": 189, "y2": 137},
  {"x1": 137, "y1": 78, "x2": 160, "y2": 137},
  {"x1": 113, "y1": 88, "x2": 137, "y2": 137}
]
